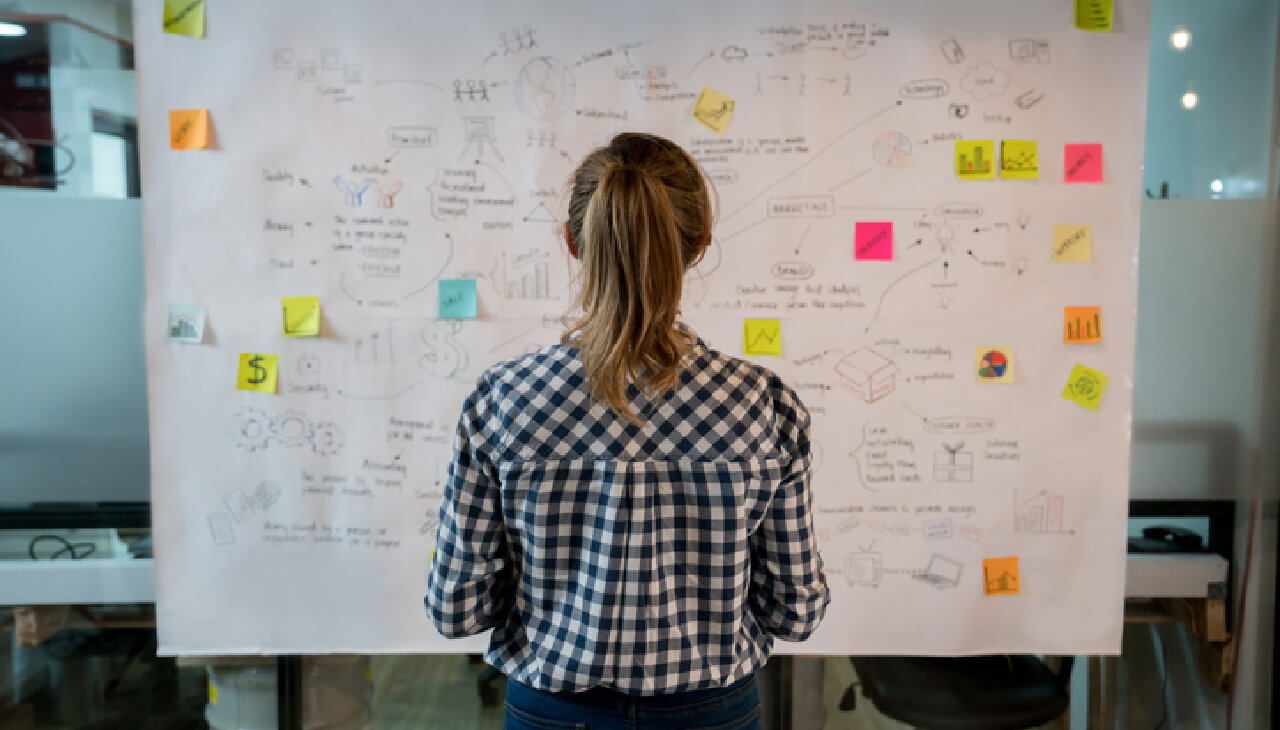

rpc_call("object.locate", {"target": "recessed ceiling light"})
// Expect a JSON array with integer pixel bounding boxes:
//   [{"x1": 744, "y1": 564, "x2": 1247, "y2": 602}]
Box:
[
  {"x1": 1170, "y1": 28, "x2": 1191, "y2": 50},
  {"x1": 1181, "y1": 92, "x2": 1198, "y2": 109},
  {"x1": 0, "y1": 22, "x2": 28, "y2": 37},
  {"x1": 1210, "y1": 178, "x2": 1224, "y2": 194}
]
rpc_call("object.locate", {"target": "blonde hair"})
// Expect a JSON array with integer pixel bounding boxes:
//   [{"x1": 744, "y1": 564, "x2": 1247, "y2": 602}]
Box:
[{"x1": 562, "y1": 133, "x2": 712, "y2": 423}]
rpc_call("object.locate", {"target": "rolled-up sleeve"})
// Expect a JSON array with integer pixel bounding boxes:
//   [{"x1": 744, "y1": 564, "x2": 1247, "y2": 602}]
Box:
[
  {"x1": 748, "y1": 378, "x2": 830, "y2": 641},
  {"x1": 425, "y1": 377, "x2": 515, "y2": 638}
]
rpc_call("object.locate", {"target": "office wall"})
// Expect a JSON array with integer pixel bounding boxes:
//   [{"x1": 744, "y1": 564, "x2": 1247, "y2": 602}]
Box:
[
  {"x1": 0, "y1": 198, "x2": 149, "y2": 503},
  {"x1": 1131, "y1": 199, "x2": 1276, "y2": 501}
]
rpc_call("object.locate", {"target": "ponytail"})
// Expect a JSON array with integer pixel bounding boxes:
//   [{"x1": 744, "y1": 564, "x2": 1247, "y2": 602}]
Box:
[{"x1": 562, "y1": 133, "x2": 712, "y2": 423}]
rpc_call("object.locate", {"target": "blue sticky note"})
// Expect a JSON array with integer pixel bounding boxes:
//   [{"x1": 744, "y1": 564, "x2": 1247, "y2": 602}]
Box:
[{"x1": 438, "y1": 279, "x2": 478, "y2": 319}]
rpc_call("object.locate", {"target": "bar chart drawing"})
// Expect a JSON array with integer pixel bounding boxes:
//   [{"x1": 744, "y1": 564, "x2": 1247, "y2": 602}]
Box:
[
  {"x1": 1014, "y1": 489, "x2": 1074, "y2": 535},
  {"x1": 1063, "y1": 306, "x2": 1103, "y2": 343},
  {"x1": 955, "y1": 141, "x2": 995, "y2": 179},
  {"x1": 958, "y1": 147, "x2": 988, "y2": 173},
  {"x1": 496, "y1": 252, "x2": 553, "y2": 300}
]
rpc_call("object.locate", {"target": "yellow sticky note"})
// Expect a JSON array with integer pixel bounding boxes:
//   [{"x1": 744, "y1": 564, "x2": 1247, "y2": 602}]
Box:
[
  {"x1": 975, "y1": 347, "x2": 1014, "y2": 384},
  {"x1": 163, "y1": 0, "x2": 206, "y2": 38},
  {"x1": 693, "y1": 87, "x2": 736, "y2": 134},
  {"x1": 1053, "y1": 225, "x2": 1092, "y2": 262},
  {"x1": 282, "y1": 296, "x2": 321, "y2": 337},
  {"x1": 1000, "y1": 140, "x2": 1039, "y2": 180},
  {"x1": 743, "y1": 318, "x2": 782, "y2": 356},
  {"x1": 169, "y1": 109, "x2": 210, "y2": 150},
  {"x1": 208, "y1": 678, "x2": 218, "y2": 704},
  {"x1": 1063, "y1": 306, "x2": 1103, "y2": 343},
  {"x1": 955, "y1": 140, "x2": 995, "y2": 180},
  {"x1": 983, "y1": 557, "x2": 1021, "y2": 596},
  {"x1": 1062, "y1": 363, "x2": 1110, "y2": 410},
  {"x1": 430, "y1": 548, "x2": 436, "y2": 563},
  {"x1": 1075, "y1": 0, "x2": 1113, "y2": 31},
  {"x1": 237, "y1": 353, "x2": 278, "y2": 393}
]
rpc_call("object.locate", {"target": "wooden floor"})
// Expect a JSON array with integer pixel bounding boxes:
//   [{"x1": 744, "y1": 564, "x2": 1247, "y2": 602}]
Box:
[{"x1": 368, "y1": 656, "x2": 909, "y2": 729}]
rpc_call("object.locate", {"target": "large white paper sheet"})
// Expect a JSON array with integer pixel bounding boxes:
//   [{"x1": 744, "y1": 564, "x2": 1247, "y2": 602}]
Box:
[{"x1": 137, "y1": 0, "x2": 1148, "y2": 655}]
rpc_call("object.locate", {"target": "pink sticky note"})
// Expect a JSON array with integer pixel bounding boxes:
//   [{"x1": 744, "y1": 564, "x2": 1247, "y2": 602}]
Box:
[
  {"x1": 855, "y1": 222, "x2": 893, "y2": 260},
  {"x1": 1064, "y1": 143, "x2": 1103, "y2": 183}
]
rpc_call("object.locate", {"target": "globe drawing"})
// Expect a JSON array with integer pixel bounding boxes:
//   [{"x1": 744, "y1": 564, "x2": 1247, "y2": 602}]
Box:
[{"x1": 514, "y1": 57, "x2": 576, "y2": 120}]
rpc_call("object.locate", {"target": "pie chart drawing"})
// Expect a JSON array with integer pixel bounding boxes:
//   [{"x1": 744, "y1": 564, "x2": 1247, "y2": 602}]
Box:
[
  {"x1": 978, "y1": 350, "x2": 1008, "y2": 379},
  {"x1": 873, "y1": 131, "x2": 913, "y2": 169}
]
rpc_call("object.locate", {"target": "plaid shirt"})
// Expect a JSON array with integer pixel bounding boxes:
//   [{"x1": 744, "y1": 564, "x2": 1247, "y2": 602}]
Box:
[{"x1": 425, "y1": 328, "x2": 829, "y2": 695}]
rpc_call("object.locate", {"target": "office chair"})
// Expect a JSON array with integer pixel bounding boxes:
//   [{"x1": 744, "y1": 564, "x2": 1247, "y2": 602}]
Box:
[{"x1": 842, "y1": 655, "x2": 1075, "y2": 730}]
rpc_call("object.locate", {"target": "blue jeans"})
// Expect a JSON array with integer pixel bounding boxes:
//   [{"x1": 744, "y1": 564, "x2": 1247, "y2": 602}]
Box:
[{"x1": 504, "y1": 675, "x2": 760, "y2": 730}]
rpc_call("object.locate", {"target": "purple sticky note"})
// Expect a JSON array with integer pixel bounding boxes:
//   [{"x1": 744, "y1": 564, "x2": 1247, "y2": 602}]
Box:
[
  {"x1": 855, "y1": 222, "x2": 893, "y2": 261},
  {"x1": 1064, "y1": 143, "x2": 1103, "y2": 183}
]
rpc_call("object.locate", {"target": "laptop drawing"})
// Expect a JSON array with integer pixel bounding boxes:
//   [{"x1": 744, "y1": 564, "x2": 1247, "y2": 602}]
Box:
[{"x1": 913, "y1": 554, "x2": 963, "y2": 589}]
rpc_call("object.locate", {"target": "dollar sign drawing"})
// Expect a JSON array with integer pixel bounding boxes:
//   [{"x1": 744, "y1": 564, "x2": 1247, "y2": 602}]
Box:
[{"x1": 247, "y1": 355, "x2": 268, "y2": 384}]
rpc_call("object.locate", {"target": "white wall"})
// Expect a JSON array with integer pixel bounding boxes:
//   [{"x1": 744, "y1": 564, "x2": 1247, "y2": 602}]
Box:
[{"x1": 0, "y1": 198, "x2": 149, "y2": 503}]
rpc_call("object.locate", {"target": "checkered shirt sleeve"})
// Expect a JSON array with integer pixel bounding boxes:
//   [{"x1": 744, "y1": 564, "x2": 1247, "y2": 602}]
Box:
[
  {"x1": 747, "y1": 374, "x2": 829, "y2": 641},
  {"x1": 426, "y1": 377, "x2": 517, "y2": 638}
]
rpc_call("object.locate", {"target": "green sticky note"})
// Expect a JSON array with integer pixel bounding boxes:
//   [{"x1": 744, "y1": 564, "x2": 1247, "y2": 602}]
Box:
[
  {"x1": 744, "y1": 318, "x2": 782, "y2": 356},
  {"x1": 1075, "y1": 0, "x2": 1113, "y2": 31},
  {"x1": 1061, "y1": 363, "x2": 1109, "y2": 410},
  {"x1": 438, "y1": 279, "x2": 478, "y2": 319},
  {"x1": 282, "y1": 296, "x2": 321, "y2": 337},
  {"x1": 163, "y1": 0, "x2": 206, "y2": 38}
]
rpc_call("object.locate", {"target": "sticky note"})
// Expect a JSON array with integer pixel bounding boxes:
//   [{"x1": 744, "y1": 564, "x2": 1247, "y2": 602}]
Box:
[
  {"x1": 1075, "y1": 0, "x2": 1113, "y2": 31},
  {"x1": 1000, "y1": 140, "x2": 1039, "y2": 180},
  {"x1": 431, "y1": 548, "x2": 436, "y2": 563},
  {"x1": 282, "y1": 296, "x2": 321, "y2": 336},
  {"x1": 983, "y1": 557, "x2": 1021, "y2": 596},
  {"x1": 1062, "y1": 363, "x2": 1110, "y2": 410},
  {"x1": 955, "y1": 140, "x2": 996, "y2": 179},
  {"x1": 163, "y1": 0, "x2": 205, "y2": 38},
  {"x1": 1063, "y1": 306, "x2": 1103, "y2": 343},
  {"x1": 168, "y1": 303, "x2": 206, "y2": 343},
  {"x1": 438, "y1": 279, "x2": 478, "y2": 319},
  {"x1": 1053, "y1": 225, "x2": 1092, "y2": 262},
  {"x1": 169, "y1": 109, "x2": 210, "y2": 150},
  {"x1": 975, "y1": 347, "x2": 1015, "y2": 383},
  {"x1": 743, "y1": 318, "x2": 782, "y2": 356},
  {"x1": 855, "y1": 222, "x2": 893, "y2": 261},
  {"x1": 208, "y1": 678, "x2": 218, "y2": 704},
  {"x1": 692, "y1": 86, "x2": 736, "y2": 134},
  {"x1": 236, "y1": 353, "x2": 278, "y2": 393},
  {"x1": 1064, "y1": 143, "x2": 1103, "y2": 183}
]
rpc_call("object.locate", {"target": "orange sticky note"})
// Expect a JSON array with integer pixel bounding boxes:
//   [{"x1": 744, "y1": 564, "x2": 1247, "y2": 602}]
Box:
[
  {"x1": 983, "y1": 556, "x2": 1020, "y2": 596},
  {"x1": 169, "y1": 109, "x2": 210, "y2": 149},
  {"x1": 1063, "y1": 306, "x2": 1102, "y2": 343}
]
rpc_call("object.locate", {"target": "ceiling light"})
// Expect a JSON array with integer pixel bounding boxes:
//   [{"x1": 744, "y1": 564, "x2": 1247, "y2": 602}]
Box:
[
  {"x1": 1170, "y1": 28, "x2": 1191, "y2": 50},
  {"x1": 1181, "y1": 92, "x2": 1198, "y2": 109},
  {"x1": 0, "y1": 22, "x2": 28, "y2": 37},
  {"x1": 1209, "y1": 179, "x2": 1224, "y2": 194}
]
